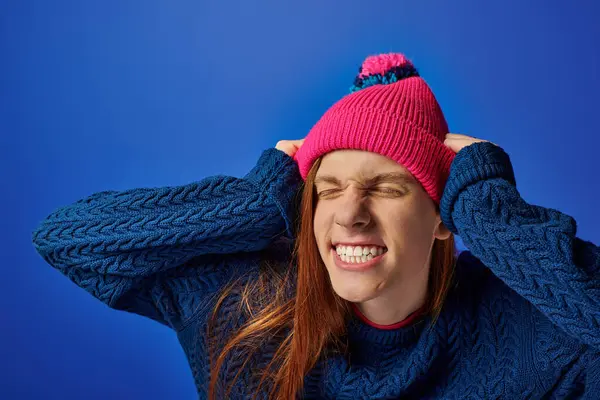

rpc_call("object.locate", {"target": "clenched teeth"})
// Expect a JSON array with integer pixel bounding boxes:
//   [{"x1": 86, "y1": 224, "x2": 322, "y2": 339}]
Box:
[{"x1": 335, "y1": 245, "x2": 386, "y2": 264}]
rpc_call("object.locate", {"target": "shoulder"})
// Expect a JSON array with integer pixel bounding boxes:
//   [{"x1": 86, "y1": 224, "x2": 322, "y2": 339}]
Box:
[
  {"x1": 452, "y1": 250, "x2": 505, "y2": 300},
  {"x1": 452, "y1": 250, "x2": 538, "y2": 318},
  {"x1": 450, "y1": 250, "x2": 532, "y2": 340},
  {"x1": 170, "y1": 237, "x2": 295, "y2": 331}
]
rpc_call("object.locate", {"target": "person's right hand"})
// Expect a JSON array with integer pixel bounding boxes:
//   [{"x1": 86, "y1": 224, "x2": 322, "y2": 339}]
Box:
[{"x1": 275, "y1": 139, "x2": 304, "y2": 158}]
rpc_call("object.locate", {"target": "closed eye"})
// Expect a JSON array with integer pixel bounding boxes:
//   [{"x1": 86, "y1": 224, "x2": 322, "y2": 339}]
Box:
[
  {"x1": 317, "y1": 187, "x2": 405, "y2": 198},
  {"x1": 374, "y1": 187, "x2": 405, "y2": 196},
  {"x1": 317, "y1": 189, "x2": 342, "y2": 198}
]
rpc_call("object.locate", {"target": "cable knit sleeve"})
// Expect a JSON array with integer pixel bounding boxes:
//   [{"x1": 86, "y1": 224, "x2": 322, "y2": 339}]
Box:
[
  {"x1": 31, "y1": 148, "x2": 301, "y2": 329},
  {"x1": 440, "y1": 142, "x2": 600, "y2": 350}
]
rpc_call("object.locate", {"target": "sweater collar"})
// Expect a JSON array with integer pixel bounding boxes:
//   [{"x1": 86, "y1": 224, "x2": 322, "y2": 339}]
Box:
[
  {"x1": 351, "y1": 303, "x2": 425, "y2": 330},
  {"x1": 347, "y1": 306, "x2": 430, "y2": 347}
]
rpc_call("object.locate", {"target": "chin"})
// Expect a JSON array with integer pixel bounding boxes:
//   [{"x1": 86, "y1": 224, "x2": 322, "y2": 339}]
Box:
[{"x1": 330, "y1": 280, "x2": 380, "y2": 303}]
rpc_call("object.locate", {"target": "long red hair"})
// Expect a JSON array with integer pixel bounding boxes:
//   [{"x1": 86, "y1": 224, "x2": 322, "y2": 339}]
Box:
[{"x1": 207, "y1": 157, "x2": 456, "y2": 399}]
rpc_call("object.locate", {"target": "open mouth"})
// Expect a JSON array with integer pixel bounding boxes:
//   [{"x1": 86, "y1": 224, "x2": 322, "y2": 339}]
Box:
[{"x1": 332, "y1": 244, "x2": 388, "y2": 265}]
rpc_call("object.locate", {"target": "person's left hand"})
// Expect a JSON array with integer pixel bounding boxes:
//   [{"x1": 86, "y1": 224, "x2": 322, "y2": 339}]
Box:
[{"x1": 444, "y1": 133, "x2": 491, "y2": 154}]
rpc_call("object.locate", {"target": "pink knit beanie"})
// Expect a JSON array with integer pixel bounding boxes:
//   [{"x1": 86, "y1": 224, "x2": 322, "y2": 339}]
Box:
[{"x1": 294, "y1": 53, "x2": 455, "y2": 204}]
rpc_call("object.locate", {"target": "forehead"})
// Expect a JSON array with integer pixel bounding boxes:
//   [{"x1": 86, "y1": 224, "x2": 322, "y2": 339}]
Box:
[{"x1": 316, "y1": 149, "x2": 410, "y2": 179}]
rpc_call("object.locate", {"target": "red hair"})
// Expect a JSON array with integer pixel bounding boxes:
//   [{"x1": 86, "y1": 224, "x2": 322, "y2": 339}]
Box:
[{"x1": 207, "y1": 157, "x2": 456, "y2": 399}]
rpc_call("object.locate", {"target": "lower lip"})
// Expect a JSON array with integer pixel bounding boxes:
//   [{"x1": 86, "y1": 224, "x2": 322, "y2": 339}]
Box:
[{"x1": 332, "y1": 248, "x2": 386, "y2": 271}]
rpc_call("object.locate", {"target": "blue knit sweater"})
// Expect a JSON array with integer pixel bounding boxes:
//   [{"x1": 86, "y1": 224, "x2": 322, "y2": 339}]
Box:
[{"x1": 32, "y1": 143, "x2": 600, "y2": 399}]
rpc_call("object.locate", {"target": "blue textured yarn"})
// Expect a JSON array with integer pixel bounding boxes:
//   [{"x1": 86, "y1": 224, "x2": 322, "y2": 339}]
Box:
[
  {"x1": 32, "y1": 143, "x2": 600, "y2": 398},
  {"x1": 351, "y1": 64, "x2": 420, "y2": 92}
]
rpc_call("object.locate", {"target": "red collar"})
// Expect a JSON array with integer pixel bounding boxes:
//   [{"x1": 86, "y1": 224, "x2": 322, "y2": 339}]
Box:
[{"x1": 351, "y1": 303, "x2": 424, "y2": 330}]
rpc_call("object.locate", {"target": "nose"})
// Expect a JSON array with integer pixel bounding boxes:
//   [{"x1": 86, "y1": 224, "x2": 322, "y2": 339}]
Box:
[{"x1": 333, "y1": 188, "x2": 371, "y2": 230}]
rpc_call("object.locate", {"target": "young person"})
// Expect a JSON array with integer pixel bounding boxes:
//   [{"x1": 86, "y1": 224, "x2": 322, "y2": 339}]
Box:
[{"x1": 33, "y1": 53, "x2": 600, "y2": 399}]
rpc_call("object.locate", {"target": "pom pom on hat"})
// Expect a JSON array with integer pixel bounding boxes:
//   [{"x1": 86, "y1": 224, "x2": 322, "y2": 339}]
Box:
[
  {"x1": 358, "y1": 53, "x2": 413, "y2": 77},
  {"x1": 351, "y1": 53, "x2": 419, "y2": 92}
]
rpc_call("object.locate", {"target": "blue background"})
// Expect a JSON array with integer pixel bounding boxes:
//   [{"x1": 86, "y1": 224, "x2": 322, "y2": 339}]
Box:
[{"x1": 2, "y1": 0, "x2": 599, "y2": 398}]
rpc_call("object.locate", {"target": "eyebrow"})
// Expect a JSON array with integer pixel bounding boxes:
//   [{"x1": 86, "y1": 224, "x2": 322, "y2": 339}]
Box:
[{"x1": 314, "y1": 172, "x2": 415, "y2": 186}]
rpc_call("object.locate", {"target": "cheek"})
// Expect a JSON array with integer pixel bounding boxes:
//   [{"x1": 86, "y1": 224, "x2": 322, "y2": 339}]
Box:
[
  {"x1": 385, "y1": 204, "x2": 437, "y2": 245},
  {"x1": 313, "y1": 203, "x2": 331, "y2": 242}
]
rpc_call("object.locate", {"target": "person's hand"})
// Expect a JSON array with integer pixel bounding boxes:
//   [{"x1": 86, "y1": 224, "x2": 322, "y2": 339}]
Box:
[
  {"x1": 444, "y1": 133, "x2": 491, "y2": 153},
  {"x1": 275, "y1": 139, "x2": 305, "y2": 158}
]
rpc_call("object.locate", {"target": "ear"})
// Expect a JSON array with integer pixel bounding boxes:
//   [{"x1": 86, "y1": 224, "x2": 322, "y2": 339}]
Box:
[{"x1": 433, "y1": 216, "x2": 452, "y2": 240}]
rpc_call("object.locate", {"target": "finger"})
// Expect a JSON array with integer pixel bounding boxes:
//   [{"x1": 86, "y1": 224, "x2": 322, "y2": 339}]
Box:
[
  {"x1": 444, "y1": 140, "x2": 462, "y2": 148},
  {"x1": 444, "y1": 137, "x2": 471, "y2": 143},
  {"x1": 446, "y1": 133, "x2": 475, "y2": 140},
  {"x1": 443, "y1": 138, "x2": 470, "y2": 146}
]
